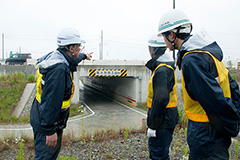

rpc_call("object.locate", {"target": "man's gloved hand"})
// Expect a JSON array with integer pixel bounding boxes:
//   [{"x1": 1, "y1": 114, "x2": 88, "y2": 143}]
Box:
[{"x1": 147, "y1": 128, "x2": 156, "y2": 137}]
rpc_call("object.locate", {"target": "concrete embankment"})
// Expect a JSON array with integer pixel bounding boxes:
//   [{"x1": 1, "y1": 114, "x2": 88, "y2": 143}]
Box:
[{"x1": 12, "y1": 83, "x2": 36, "y2": 118}]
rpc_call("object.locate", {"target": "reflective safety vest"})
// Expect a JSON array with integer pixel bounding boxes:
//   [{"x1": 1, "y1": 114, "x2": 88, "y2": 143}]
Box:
[
  {"x1": 181, "y1": 50, "x2": 231, "y2": 122},
  {"x1": 35, "y1": 68, "x2": 75, "y2": 109},
  {"x1": 147, "y1": 63, "x2": 178, "y2": 108}
]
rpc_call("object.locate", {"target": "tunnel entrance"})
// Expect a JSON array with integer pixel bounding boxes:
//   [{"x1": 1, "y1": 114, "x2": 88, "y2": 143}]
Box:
[{"x1": 80, "y1": 76, "x2": 138, "y2": 107}]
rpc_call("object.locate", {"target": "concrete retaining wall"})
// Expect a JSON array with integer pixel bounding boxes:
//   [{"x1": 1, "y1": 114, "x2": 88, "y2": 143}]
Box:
[
  {"x1": 0, "y1": 65, "x2": 36, "y2": 78},
  {"x1": 12, "y1": 83, "x2": 36, "y2": 117}
]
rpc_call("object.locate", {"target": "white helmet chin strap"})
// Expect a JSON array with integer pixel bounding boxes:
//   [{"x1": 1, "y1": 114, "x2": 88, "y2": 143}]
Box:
[
  {"x1": 59, "y1": 44, "x2": 77, "y2": 58},
  {"x1": 165, "y1": 34, "x2": 177, "y2": 49},
  {"x1": 71, "y1": 45, "x2": 77, "y2": 58}
]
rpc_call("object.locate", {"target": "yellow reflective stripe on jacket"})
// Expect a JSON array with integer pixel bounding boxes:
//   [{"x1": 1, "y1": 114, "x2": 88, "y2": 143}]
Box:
[
  {"x1": 147, "y1": 63, "x2": 177, "y2": 108},
  {"x1": 36, "y1": 69, "x2": 43, "y2": 103},
  {"x1": 181, "y1": 50, "x2": 231, "y2": 122},
  {"x1": 35, "y1": 68, "x2": 75, "y2": 109},
  {"x1": 62, "y1": 73, "x2": 75, "y2": 109}
]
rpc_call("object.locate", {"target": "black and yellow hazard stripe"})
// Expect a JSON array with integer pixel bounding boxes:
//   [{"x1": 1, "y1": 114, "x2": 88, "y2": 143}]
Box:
[{"x1": 89, "y1": 69, "x2": 127, "y2": 77}]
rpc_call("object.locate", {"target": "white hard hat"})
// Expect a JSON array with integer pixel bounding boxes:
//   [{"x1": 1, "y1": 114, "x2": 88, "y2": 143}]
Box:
[
  {"x1": 57, "y1": 28, "x2": 86, "y2": 46},
  {"x1": 148, "y1": 34, "x2": 166, "y2": 47},
  {"x1": 158, "y1": 9, "x2": 192, "y2": 36}
]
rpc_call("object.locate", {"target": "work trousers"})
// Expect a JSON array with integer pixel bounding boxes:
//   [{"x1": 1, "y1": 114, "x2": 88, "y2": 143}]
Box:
[
  {"x1": 148, "y1": 128, "x2": 174, "y2": 160},
  {"x1": 187, "y1": 120, "x2": 231, "y2": 160},
  {"x1": 33, "y1": 128, "x2": 63, "y2": 160}
]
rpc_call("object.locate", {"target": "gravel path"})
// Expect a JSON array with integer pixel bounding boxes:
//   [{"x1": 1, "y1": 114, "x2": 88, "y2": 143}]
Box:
[
  {"x1": 1, "y1": 128, "x2": 240, "y2": 160},
  {"x1": 1, "y1": 84, "x2": 239, "y2": 159}
]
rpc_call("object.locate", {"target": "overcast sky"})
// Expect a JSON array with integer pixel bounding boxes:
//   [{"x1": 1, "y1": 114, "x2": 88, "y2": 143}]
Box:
[{"x1": 0, "y1": 0, "x2": 239, "y2": 61}]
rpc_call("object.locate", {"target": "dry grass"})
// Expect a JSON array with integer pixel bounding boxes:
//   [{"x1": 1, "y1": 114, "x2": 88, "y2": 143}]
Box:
[
  {"x1": 0, "y1": 135, "x2": 34, "y2": 152},
  {"x1": 0, "y1": 128, "x2": 143, "y2": 154},
  {"x1": 61, "y1": 127, "x2": 145, "y2": 146}
]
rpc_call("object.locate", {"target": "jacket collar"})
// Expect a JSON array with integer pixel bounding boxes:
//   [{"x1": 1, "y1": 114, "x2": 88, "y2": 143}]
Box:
[
  {"x1": 176, "y1": 33, "x2": 223, "y2": 70},
  {"x1": 146, "y1": 56, "x2": 175, "y2": 72},
  {"x1": 57, "y1": 48, "x2": 78, "y2": 72}
]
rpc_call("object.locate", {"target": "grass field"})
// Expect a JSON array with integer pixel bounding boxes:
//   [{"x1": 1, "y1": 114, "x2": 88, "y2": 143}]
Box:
[{"x1": 0, "y1": 72, "x2": 82, "y2": 124}]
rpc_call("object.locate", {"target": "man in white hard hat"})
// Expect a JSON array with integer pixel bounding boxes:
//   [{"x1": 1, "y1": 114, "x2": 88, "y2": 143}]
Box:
[
  {"x1": 30, "y1": 28, "x2": 93, "y2": 160},
  {"x1": 146, "y1": 34, "x2": 179, "y2": 160},
  {"x1": 158, "y1": 9, "x2": 240, "y2": 159}
]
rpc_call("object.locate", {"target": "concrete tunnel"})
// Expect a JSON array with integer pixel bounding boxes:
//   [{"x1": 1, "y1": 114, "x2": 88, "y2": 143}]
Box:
[
  {"x1": 65, "y1": 60, "x2": 182, "y2": 107},
  {"x1": 83, "y1": 76, "x2": 140, "y2": 107},
  {"x1": 71, "y1": 61, "x2": 154, "y2": 107}
]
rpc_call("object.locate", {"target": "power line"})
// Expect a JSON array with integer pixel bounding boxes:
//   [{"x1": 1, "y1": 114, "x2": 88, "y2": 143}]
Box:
[
  {"x1": 105, "y1": 39, "x2": 146, "y2": 48},
  {"x1": 206, "y1": 31, "x2": 240, "y2": 37}
]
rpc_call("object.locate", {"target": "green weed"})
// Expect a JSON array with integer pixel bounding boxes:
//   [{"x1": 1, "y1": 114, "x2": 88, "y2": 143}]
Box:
[
  {"x1": 89, "y1": 135, "x2": 96, "y2": 160},
  {"x1": 178, "y1": 108, "x2": 188, "y2": 128},
  {"x1": 231, "y1": 74, "x2": 237, "y2": 81},
  {"x1": 16, "y1": 141, "x2": 24, "y2": 160},
  {"x1": 59, "y1": 155, "x2": 77, "y2": 160},
  {"x1": 234, "y1": 140, "x2": 239, "y2": 160},
  {"x1": 136, "y1": 102, "x2": 147, "y2": 111},
  {"x1": 184, "y1": 128, "x2": 187, "y2": 140},
  {"x1": 81, "y1": 109, "x2": 85, "y2": 139},
  {"x1": 69, "y1": 103, "x2": 83, "y2": 117},
  {"x1": 124, "y1": 128, "x2": 128, "y2": 139},
  {"x1": 27, "y1": 74, "x2": 35, "y2": 82},
  {"x1": 182, "y1": 144, "x2": 189, "y2": 158}
]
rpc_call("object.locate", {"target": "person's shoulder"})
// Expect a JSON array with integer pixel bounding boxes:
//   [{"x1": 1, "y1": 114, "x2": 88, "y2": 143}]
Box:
[
  {"x1": 182, "y1": 52, "x2": 212, "y2": 74},
  {"x1": 155, "y1": 64, "x2": 173, "y2": 74},
  {"x1": 55, "y1": 62, "x2": 69, "y2": 69},
  {"x1": 183, "y1": 51, "x2": 200, "y2": 58},
  {"x1": 50, "y1": 62, "x2": 68, "y2": 69},
  {"x1": 182, "y1": 51, "x2": 208, "y2": 65},
  {"x1": 46, "y1": 63, "x2": 69, "y2": 75}
]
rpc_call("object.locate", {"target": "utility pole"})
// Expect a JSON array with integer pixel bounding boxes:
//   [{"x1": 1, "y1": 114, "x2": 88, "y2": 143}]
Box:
[
  {"x1": 99, "y1": 30, "x2": 103, "y2": 60},
  {"x1": 2, "y1": 33, "x2": 4, "y2": 60},
  {"x1": 173, "y1": 0, "x2": 175, "y2": 9}
]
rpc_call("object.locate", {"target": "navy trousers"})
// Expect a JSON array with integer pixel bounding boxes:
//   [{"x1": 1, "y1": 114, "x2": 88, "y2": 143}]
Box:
[
  {"x1": 33, "y1": 128, "x2": 63, "y2": 160},
  {"x1": 187, "y1": 120, "x2": 231, "y2": 160},
  {"x1": 148, "y1": 128, "x2": 174, "y2": 160}
]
